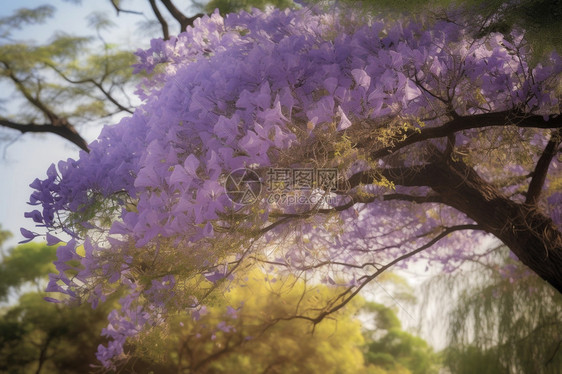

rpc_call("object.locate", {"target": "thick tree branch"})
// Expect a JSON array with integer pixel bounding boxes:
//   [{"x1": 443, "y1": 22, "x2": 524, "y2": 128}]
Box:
[
  {"x1": 260, "y1": 191, "x2": 443, "y2": 235},
  {"x1": 149, "y1": 0, "x2": 170, "y2": 40},
  {"x1": 422, "y1": 159, "x2": 562, "y2": 292},
  {"x1": 347, "y1": 154, "x2": 562, "y2": 293},
  {"x1": 371, "y1": 110, "x2": 562, "y2": 158},
  {"x1": 526, "y1": 128, "x2": 562, "y2": 205},
  {"x1": 2, "y1": 61, "x2": 58, "y2": 123},
  {"x1": 1, "y1": 61, "x2": 89, "y2": 151},
  {"x1": 0, "y1": 119, "x2": 89, "y2": 152}
]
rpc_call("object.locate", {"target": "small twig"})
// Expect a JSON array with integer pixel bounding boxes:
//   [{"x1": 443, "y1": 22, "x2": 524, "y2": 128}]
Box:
[{"x1": 110, "y1": 0, "x2": 143, "y2": 15}]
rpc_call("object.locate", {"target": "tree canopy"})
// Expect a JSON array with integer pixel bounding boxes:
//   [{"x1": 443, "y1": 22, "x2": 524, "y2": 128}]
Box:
[
  {"x1": 19, "y1": 1, "x2": 562, "y2": 370},
  {"x1": 2, "y1": 1, "x2": 560, "y2": 150},
  {"x1": 0, "y1": 1, "x2": 290, "y2": 151},
  {"x1": 362, "y1": 301, "x2": 439, "y2": 374}
]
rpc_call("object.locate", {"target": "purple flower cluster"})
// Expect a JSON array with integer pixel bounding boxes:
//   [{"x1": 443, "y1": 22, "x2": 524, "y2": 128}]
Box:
[
  {"x1": 96, "y1": 288, "x2": 153, "y2": 369},
  {"x1": 24, "y1": 6, "x2": 561, "y2": 367}
]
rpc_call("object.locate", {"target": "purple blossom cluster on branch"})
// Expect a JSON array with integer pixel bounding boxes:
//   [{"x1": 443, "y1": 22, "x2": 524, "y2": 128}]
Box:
[{"x1": 23, "y1": 5, "x2": 562, "y2": 368}]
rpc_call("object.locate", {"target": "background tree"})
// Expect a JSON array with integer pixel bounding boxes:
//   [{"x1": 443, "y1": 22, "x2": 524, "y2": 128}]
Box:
[
  {"x1": 0, "y1": 4, "x2": 138, "y2": 151},
  {"x1": 19, "y1": 1, "x2": 562, "y2": 370},
  {"x1": 125, "y1": 269, "x2": 438, "y2": 373},
  {"x1": 132, "y1": 269, "x2": 367, "y2": 373},
  {"x1": 0, "y1": 235, "x2": 439, "y2": 373},
  {"x1": 423, "y1": 246, "x2": 562, "y2": 373},
  {"x1": 0, "y1": 239, "x2": 116, "y2": 373},
  {"x1": 362, "y1": 301, "x2": 439, "y2": 374}
]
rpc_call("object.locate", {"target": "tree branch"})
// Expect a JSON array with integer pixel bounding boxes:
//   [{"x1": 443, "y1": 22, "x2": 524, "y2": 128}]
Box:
[
  {"x1": 269, "y1": 224, "x2": 480, "y2": 326},
  {"x1": 317, "y1": 224, "x2": 480, "y2": 321},
  {"x1": 2, "y1": 61, "x2": 58, "y2": 123},
  {"x1": 34, "y1": 330, "x2": 55, "y2": 374},
  {"x1": 191, "y1": 335, "x2": 244, "y2": 372},
  {"x1": 348, "y1": 153, "x2": 562, "y2": 293},
  {"x1": 347, "y1": 165, "x2": 433, "y2": 189},
  {"x1": 149, "y1": 0, "x2": 170, "y2": 40},
  {"x1": 1, "y1": 61, "x2": 89, "y2": 151},
  {"x1": 545, "y1": 339, "x2": 562, "y2": 366},
  {"x1": 159, "y1": 0, "x2": 204, "y2": 31},
  {"x1": 44, "y1": 62, "x2": 134, "y2": 114},
  {"x1": 109, "y1": 0, "x2": 143, "y2": 15},
  {"x1": 0, "y1": 119, "x2": 89, "y2": 152},
  {"x1": 371, "y1": 110, "x2": 562, "y2": 158},
  {"x1": 526, "y1": 128, "x2": 562, "y2": 205}
]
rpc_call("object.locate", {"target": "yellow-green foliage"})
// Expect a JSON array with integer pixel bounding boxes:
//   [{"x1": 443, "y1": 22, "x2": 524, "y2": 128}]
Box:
[
  {"x1": 0, "y1": 240, "x2": 118, "y2": 374},
  {"x1": 135, "y1": 268, "x2": 366, "y2": 373},
  {"x1": 0, "y1": 242, "x2": 58, "y2": 301},
  {"x1": 0, "y1": 5, "x2": 137, "y2": 128}
]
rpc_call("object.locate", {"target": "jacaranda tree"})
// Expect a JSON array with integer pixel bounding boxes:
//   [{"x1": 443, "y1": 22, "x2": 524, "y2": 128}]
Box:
[{"x1": 22, "y1": 4, "x2": 562, "y2": 369}]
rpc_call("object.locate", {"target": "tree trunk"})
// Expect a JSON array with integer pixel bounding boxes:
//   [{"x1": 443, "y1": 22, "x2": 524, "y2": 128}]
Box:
[{"x1": 423, "y1": 158, "x2": 562, "y2": 293}]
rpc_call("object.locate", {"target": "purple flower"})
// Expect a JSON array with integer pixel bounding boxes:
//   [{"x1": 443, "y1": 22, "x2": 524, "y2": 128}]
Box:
[
  {"x1": 46, "y1": 232, "x2": 61, "y2": 246},
  {"x1": 19, "y1": 227, "x2": 37, "y2": 243},
  {"x1": 24, "y1": 210, "x2": 43, "y2": 223},
  {"x1": 204, "y1": 269, "x2": 227, "y2": 283}
]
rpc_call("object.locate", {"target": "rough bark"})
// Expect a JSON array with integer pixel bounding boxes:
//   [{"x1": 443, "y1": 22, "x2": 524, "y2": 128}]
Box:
[
  {"x1": 374, "y1": 157, "x2": 562, "y2": 293},
  {"x1": 429, "y1": 159, "x2": 562, "y2": 293}
]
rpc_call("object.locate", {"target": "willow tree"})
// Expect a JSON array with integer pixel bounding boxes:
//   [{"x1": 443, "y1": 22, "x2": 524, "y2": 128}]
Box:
[
  {"x1": 22, "y1": 3, "x2": 562, "y2": 368},
  {"x1": 423, "y1": 246, "x2": 562, "y2": 373}
]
